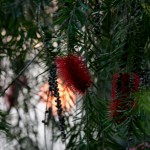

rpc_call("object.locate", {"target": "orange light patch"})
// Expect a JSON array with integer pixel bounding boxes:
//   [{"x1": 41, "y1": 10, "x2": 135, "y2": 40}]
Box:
[{"x1": 38, "y1": 79, "x2": 76, "y2": 115}]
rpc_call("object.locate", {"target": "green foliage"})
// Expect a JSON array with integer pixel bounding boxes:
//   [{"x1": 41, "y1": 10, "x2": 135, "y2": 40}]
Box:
[
  {"x1": 0, "y1": 111, "x2": 11, "y2": 136},
  {"x1": 0, "y1": 0, "x2": 150, "y2": 149}
]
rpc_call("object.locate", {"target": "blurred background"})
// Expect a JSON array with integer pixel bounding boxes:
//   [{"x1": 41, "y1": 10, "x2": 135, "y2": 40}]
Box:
[{"x1": 0, "y1": 0, "x2": 150, "y2": 150}]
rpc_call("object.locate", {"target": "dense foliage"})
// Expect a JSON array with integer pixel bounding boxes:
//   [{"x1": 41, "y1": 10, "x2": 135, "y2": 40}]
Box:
[{"x1": 0, "y1": 0, "x2": 150, "y2": 149}]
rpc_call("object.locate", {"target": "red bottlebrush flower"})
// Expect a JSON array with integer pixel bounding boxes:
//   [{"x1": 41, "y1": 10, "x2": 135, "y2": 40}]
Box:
[
  {"x1": 55, "y1": 54, "x2": 92, "y2": 94},
  {"x1": 5, "y1": 84, "x2": 19, "y2": 109},
  {"x1": 109, "y1": 99, "x2": 135, "y2": 123},
  {"x1": 5, "y1": 75, "x2": 27, "y2": 110},
  {"x1": 109, "y1": 73, "x2": 140, "y2": 123}
]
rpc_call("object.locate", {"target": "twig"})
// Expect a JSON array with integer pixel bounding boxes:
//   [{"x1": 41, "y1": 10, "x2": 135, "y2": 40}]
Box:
[
  {"x1": 38, "y1": 5, "x2": 48, "y2": 50},
  {"x1": 0, "y1": 49, "x2": 43, "y2": 97},
  {"x1": 35, "y1": 68, "x2": 49, "y2": 79}
]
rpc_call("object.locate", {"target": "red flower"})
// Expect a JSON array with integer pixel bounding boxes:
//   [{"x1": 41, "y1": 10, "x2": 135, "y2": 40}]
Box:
[
  {"x1": 5, "y1": 84, "x2": 18, "y2": 108},
  {"x1": 109, "y1": 99, "x2": 135, "y2": 123},
  {"x1": 5, "y1": 75, "x2": 27, "y2": 110},
  {"x1": 55, "y1": 54, "x2": 92, "y2": 94},
  {"x1": 109, "y1": 73, "x2": 140, "y2": 123}
]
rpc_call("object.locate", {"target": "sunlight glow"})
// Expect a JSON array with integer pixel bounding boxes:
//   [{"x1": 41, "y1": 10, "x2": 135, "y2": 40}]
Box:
[{"x1": 38, "y1": 79, "x2": 76, "y2": 115}]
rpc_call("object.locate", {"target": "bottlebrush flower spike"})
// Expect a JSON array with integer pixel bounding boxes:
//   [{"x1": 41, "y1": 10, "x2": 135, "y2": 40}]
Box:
[
  {"x1": 109, "y1": 99, "x2": 135, "y2": 123},
  {"x1": 5, "y1": 84, "x2": 19, "y2": 108},
  {"x1": 55, "y1": 54, "x2": 92, "y2": 94},
  {"x1": 5, "y1": 75, "x2": 27, "y2": 110},
  {"x1": 109, "y1": 73, "x2": 140, "y2": 123}
]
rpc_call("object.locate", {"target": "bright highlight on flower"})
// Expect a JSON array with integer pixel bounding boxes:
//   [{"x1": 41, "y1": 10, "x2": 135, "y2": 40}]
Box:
[
  {"x1": 55, "y1": 54, "x2": 92, "y2": 94},
  {"x1": 38, "y1": 79, "x2": 76, "y2": 115}
]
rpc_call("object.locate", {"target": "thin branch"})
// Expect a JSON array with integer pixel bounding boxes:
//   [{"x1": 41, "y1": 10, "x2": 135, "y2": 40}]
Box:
[
  {"x1": 38, "y1": 5, "x2": 49, "y2": 50},
  {"x1": 0, "y1": 49, "x2": 43, "y2": 97},
  {"x1": 35, "y1": 68, "x2": 49, "y2": 79}
]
